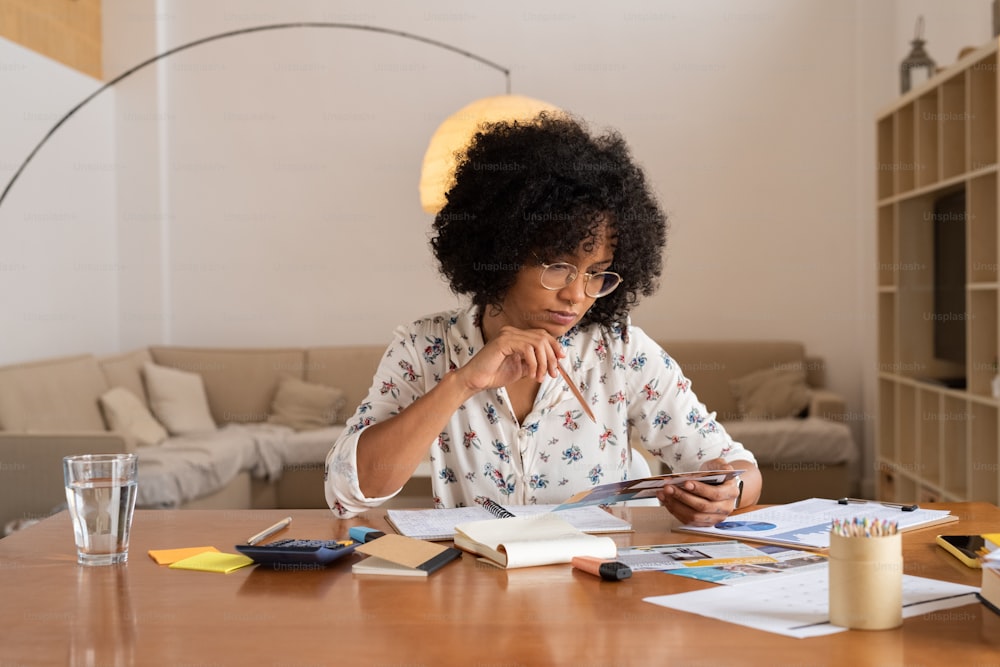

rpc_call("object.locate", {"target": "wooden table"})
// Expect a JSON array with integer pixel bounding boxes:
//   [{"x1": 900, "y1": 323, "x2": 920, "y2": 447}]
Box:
[{"x1": 1, "y1": 503, "x2": 998, "y2": 665}]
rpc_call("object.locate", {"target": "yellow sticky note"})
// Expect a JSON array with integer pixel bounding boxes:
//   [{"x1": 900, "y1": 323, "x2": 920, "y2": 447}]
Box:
[
  {"x1": 168, "y1": 551, "x2": 255, "y2": 574},
  {"x1": 148, "y1": 546, "x2": 220, "y2": 565}
]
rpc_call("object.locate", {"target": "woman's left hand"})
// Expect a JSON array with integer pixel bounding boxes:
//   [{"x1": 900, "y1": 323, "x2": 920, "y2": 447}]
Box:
[{"x1": 656, "y1": 458, "x2": 742, "y2": 526}]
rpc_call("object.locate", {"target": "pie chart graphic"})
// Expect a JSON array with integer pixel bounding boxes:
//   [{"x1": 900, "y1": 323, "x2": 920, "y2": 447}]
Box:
[{"x1": 713, "y1": 520, "x2": 777, "y2": 532}]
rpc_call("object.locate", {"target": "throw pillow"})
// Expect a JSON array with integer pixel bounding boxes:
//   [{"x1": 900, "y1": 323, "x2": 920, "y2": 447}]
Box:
[
  {"x1": 267, "y1": 377, "x2": 346, "y2": 431},
  {"x1": 99, "y1": 386, "x2": 168, "y2": 448},
  {"x1": 143, "y1": 362, "x2": 217, "y2": 435},
  {"x1": 730, "y1": 366, "x2": 811, "y2": 420}
]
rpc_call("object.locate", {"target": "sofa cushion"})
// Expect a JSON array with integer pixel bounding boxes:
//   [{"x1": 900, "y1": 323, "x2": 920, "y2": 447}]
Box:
[
  {"x1": 267, "y1": 377, "x2": 346, "y2": 430},
  {"x1": 726, "y1": 417, "x2": 857, "y2": 465},
  {"x1": 281, "y1": 425, "x2": 347, "y2": 467},
  {"x1": 730, "y1": 367, "x2": 811, "y2": 420},
  {"x1": 99, "y1": 387, "x2": 168, "y2": 448},
  {"x1": 305, "y1": 346, "x2": 388, "y2": 419},
  {"x1": 0, "y1": 354, "x2": 108, "y2": 432},
  {"x1": 150, "y1": 347, "x2": 305, "y2": 425},
  {"x1": 134, "y1": 424, "x2": 286, "y2": 508},
  {"x1": 144, "y1": 363, "x2": 217, "y2": 436},
  {"x1": 659, "y1": 341, "x2": 807, "y2": 423},
  {"x1": 98, "y1": 349, "x2": 155, "y2": 406}
]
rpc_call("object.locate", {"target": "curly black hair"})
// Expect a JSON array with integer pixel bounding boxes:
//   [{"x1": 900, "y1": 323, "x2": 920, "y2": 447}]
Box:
[{"x1": 430, "y1": 112, "x2": 668, "y2": 329}]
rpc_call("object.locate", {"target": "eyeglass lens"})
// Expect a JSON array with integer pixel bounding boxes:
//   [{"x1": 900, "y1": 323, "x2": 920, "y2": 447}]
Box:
[{"x1": 540, "y1": 263, "x2": 620, "y2": 297}]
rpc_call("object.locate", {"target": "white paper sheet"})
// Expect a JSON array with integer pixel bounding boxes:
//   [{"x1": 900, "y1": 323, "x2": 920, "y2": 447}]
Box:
[
  {"x1": 677, "y1": 498, "x2": 954, "y2": 550},
  {"x1": 644, "y1": 567, "x2": 980, "y2": 638}
]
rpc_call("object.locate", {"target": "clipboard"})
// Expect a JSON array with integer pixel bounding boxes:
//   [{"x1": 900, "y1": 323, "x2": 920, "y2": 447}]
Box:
[{"x1": 676, "y1": 497, "x2": 958, "y2": 551}]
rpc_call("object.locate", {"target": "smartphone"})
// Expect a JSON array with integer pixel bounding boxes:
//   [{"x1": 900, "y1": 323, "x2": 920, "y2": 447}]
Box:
[{"x1": 935, "y1": 534, "x2": 987, "y2": 568}]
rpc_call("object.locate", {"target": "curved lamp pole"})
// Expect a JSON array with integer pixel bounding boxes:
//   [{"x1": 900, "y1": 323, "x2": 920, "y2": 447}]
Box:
[{"x1": 0, "y1": 22, "x2": 511, "y2": 212}]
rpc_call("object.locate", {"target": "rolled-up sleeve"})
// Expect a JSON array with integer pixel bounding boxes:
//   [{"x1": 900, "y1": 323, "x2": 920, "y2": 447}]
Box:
[
  {"x1": 624, "y1": 329, "x2": 757, "y2": 472},
  {"x1": 324, "y1": 328, "x2": 435, "y2": 517}
]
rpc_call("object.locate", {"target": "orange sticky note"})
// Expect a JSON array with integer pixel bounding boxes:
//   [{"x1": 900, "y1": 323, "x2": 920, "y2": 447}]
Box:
[
  {"x1": 168, "y1": 551, "x2": 254, "y2": 574},
  {"x1": 148, "y1": 546, "x2": 220, "y2": 565}
]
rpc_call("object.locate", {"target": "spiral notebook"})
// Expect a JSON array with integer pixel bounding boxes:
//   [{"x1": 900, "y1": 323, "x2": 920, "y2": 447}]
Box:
[{"x1": 385, "y1": 503, "x2": 632, "y2": 541}]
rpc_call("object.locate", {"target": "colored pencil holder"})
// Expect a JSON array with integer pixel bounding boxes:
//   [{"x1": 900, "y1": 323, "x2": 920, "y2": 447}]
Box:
[{"x1": 828, "y1": 530, "x2": 903, "y2": 630}]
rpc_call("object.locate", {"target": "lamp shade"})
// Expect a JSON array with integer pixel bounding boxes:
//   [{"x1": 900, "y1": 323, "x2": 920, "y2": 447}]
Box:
[{"x1": 419, "y1": 94, "x2": 561, "y2": 214}]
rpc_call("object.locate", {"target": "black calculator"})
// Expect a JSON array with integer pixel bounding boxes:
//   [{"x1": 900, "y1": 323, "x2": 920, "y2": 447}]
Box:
[{"x1": 235, "y1": 538, "x2": 360, "y2": 567}]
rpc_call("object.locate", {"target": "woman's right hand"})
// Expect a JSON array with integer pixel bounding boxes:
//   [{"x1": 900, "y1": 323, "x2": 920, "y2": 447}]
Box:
[{"x1": 457, "y1": 325, "x2": 565, "y2": 393}]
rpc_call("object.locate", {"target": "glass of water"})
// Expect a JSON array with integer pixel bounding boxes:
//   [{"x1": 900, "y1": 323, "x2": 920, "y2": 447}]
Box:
[{"x1": 63, "y1": 453, "x2": 138, "y2": 566}]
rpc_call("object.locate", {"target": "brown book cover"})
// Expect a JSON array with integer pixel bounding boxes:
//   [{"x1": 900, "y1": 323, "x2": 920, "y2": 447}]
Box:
[{"x1": 352, "y1": 533, "x2": 461, "y2": 577}]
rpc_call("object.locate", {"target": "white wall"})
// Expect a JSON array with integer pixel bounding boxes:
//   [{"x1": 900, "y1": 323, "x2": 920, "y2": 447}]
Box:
[
  {"x1": 0, "y1": 39, "x2": 118, "y2": 364},
  {"x1": 1, "y1": 0, "x2": 995, "y2": 494}
]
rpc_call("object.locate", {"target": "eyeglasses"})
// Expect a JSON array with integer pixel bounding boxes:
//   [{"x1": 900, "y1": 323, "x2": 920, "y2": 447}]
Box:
[{"x1": 535, "y1": 256, "x2": 622, "y2": 298}]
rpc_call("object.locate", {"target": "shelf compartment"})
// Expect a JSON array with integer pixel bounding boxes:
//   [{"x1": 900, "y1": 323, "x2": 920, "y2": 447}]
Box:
[
  {"x1": 940, "y1": 395, "x2": 969, "y2": 497},
  {"x1": 917, "y1": 484, "x2": 943, "y2": 503},
  {"x1": 896, "y1": 103, "x2": 917, "y2": 194},
  {"x1": 917, "y1": 388, "x2": 942, "y2": 484},
  {"x1": 876, "y1": 459, "x2": 896, "y2": 501},
  {"x1": 878, "y1": 115, "x2": 895, "y2": 199},
  {"x1": 967, "y1": 287, "x2": 998, "y2": 396},
  {"x1": 896, "y1": 195, "x2": 965, "y2": 381},
  {"x1": 969, "y1": 53, "x2": 998, "y2": 171},
  {"x1": 878, "y1": 204, "x2": 895, "y2": 287},
  {"x1": 897, "y1": 383, "x2": 917, "y2": 472},
  {"x1": 915, "y1": 90, "x2": 940, "y2": 187},
  {"x1": 878, "y1": 378, "x2": 897, "y2": 462},
  {"x1": 969, "y1": 172, "x2": 998, "y2": 284},
  {"x1": 893, "y1": 473, "x2": 919, "y2": 504},
  {"x1": 895, "y1": 195, "x2": 934, "y2": 377},
  {"x1": 969, "y1": 402, "x2": 999, "y2": 502},
  {"x1": 940, "y1": 73, "x2": 968, "y2": 179},
  {"x1": 878, "y1": 291, "x2": 896, "y2": 370}
]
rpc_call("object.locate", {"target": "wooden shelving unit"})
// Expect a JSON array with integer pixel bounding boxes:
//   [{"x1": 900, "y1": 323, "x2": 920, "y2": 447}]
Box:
[{"x1": 877, "y1": 39, "x2": 1000, "y2": 504}]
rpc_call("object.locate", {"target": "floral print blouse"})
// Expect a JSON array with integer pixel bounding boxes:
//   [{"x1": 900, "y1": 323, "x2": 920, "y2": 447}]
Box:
[{"x1": 324, "y1": 306, "x2": 755, "y2": 517}]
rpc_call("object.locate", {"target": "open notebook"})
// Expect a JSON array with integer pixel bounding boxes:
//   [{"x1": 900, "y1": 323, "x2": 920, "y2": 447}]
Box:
[
  {"x1": 453, "y1": 513, "x2": 618, "y2": 569},
  {"x1": 385, "y1": 503, "x2": 631, "y2": 541}
]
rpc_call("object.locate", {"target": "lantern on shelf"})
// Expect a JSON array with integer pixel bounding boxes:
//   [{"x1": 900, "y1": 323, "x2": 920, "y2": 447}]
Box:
[{"x1": 900, "y1": 16, "x2": 937, "y2": 94}]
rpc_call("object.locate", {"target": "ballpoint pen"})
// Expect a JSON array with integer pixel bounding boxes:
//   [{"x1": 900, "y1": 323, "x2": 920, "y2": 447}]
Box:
[
  {"x1": 246, "y1": 516, "x2": 292, "y2": 545},
  {"x1": 837, "y1": 497, "x2": 918, "y2": 512}
]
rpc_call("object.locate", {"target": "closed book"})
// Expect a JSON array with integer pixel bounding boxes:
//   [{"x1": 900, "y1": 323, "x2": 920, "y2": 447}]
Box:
[
  {"x1": 979, "y1": 560, "x2": 1000, "y2": 616},
  {"x1": 454, "y1": 513, "x2": 617, "y2": 569},
  {"x1": 352, "y1": 533, "x2": 461, "y2": 577}
]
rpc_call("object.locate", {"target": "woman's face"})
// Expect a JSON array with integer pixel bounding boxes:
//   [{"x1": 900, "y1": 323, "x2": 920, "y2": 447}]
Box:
[{"x1": 489, "y1": 228, "x2": 616, "y2": 338}]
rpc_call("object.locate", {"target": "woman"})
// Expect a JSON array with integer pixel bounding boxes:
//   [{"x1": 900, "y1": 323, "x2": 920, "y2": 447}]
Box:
[{"x1": 325, "y1": 113, "x2": 761, "y2": 525}]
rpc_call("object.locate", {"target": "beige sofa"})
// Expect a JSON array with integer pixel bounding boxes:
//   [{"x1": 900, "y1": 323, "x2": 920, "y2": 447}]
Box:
[
  {"x1": 0, "y1": 345, "x2": 389, "y2": 533},
  {"x1": 0, "y1": 340, "x2": 856, "y2": 534},
  {"x1": 653, "y1": 341, "x2": 857, "y2": 503}
]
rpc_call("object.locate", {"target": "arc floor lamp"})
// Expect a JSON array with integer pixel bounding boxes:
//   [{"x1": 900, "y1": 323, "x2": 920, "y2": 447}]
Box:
[{"x1": 0, "y1": 22, "x2": 559, "y2": 216}]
